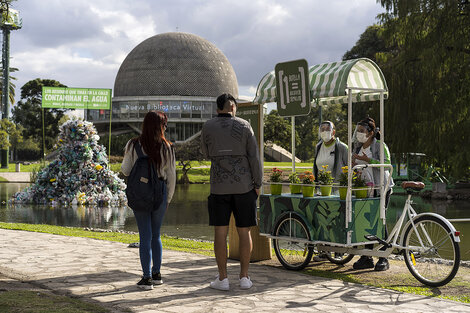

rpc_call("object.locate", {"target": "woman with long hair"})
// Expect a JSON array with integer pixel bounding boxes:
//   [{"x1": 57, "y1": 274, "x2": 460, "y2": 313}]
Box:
[
  {"x1": 352, "y1": 116, "x2": 394, "y2": 272},
  {"x1": 121, "y1": 111, "x2": 176, "y2": 290}
]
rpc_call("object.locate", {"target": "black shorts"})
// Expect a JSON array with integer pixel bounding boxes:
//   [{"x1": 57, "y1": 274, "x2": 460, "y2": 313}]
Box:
[{"x1": 208, "y1": 190, "x2": 258, "y2": 227}]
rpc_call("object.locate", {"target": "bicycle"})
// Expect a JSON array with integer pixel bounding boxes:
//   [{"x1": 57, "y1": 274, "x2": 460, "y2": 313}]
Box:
[{"x1": 268, "y1": 180, "x2": 461, "y2": 287}]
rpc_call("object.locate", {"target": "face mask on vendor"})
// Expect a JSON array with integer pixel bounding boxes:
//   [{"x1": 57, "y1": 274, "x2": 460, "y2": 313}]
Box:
[
  {"x1": 319, "y1": 121, "x2": 335, "y2": 143},
  {"x1": 320, "y1": 131, "x2": 332, "y2": 142},
  {"x1": 356, "y1": 124, "x2": 371, "y2": 143},
  {"x1": 356, "y1": 132, "x2": 369, "y2": 143}
]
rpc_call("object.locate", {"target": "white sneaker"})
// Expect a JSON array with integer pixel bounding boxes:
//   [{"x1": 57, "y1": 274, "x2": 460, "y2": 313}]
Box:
[
  {"x1": 210, "y1": 276, "x2": 229, "y2": 291},
  {"x1": 239, "y1": 276, "x2": 253, "y2": 289}
]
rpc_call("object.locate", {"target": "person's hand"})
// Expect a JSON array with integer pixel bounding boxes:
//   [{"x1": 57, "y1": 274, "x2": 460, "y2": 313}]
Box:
[
  {"x1": 353, "y1": 153, "x2": 370, "y2": 163},
  {"x1": 255, "y1": 188, "x2": 260, "y2": 196}
]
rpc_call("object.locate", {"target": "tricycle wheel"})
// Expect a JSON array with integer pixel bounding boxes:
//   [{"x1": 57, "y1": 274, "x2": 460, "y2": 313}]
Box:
[
  {"x1": 273, "y1": 214, "x2": 313, "y2": 270},
  {"x1": 325, "y1": 252, "x2": 354, "y2": 265},
  {"x1": 403, "y1": 215, "x2": 460, "y2": 287}
]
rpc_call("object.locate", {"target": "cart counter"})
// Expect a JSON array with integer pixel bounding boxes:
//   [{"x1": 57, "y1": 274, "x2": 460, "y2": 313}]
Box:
[{"x1": 259, "y1": 193, "x2": 385, "y2": 245}]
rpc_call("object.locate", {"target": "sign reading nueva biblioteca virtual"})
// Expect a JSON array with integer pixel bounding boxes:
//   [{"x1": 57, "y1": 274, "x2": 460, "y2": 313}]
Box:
[{"x1": 42, "y1": 87, "x2": 111, "y2": 110}]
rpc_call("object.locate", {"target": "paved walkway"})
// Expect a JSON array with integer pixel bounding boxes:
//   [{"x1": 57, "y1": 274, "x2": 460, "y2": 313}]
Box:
[{"x1": 1, "y1": 229, "x2": 469, "y2": 313}]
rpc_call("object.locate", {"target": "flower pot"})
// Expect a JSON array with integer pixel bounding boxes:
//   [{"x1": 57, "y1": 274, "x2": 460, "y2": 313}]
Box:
[
  {"x1": 320, "y1": 185, "x2": 332, "y2": 196},
  {"x1": 302, "y1": 185, "x2": 315, "y2": 197},
  {"x1": 289, "y1": 184, "x2": 301, "y2": 194},
  {"x1": 270, "y1": 184, "x2": 282, "y2": 195},
  {"x1": 339, "y1": 186, "x2": 347, "y2": 200},
  {"x1": 355, "y1": 187, "x2": 368, "y2": 198}
]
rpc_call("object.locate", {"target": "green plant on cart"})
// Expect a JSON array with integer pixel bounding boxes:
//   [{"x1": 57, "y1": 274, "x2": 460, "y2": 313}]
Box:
[
  {"x1": 270, "y1": 167, "x2": 283, "y2": 195},
  {"x1": 317, "y1": 165, "x2": 334, "y2": 185},
  {"x1": 300, "y1": 171, "x2": 315, "y2": 185},
  {"x1": 353, "y1": 170, "x2": 368, "y2": 198},
  {"x1": 270, "y1": 167, "x2": 283, "y2": 182},
  {"x1": 288, "y1": 172, "x2": 301, "y2": 194},
  {"x1": 352, "y1": 170, "x2": 366, "y2": 188},
  {"x1": 288, "y1": 172, "x2": 300, "y2": 184},
  {"x1": 339, "y1": 166, "x2": 349, "y2": 186},
  {"x1": 338, "y1": 166, "x2": 349, "y2": 199}
]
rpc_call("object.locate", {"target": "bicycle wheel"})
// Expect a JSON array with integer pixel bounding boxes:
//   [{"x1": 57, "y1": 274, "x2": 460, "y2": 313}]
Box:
[
  {"x1": 325, "y1": 251, "x2": 355, "y2": 265},
  {"x1": 403, "y1": 215, "x2": 460, "y2": 287},
  {"x1": 273, "y1": 214, "x2": 313, "y2": 270}
]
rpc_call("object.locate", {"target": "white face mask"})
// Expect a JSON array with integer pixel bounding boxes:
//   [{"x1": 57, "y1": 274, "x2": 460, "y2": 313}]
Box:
[
  {"x1": 356, "y1": 132, "x2": 369, "y2": 143},
  {"x1": 320, "y1": 131, "x2": 332, "y2": 143}
]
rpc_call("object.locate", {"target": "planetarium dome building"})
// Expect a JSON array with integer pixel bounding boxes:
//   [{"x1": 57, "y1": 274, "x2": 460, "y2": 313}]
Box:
[{"x1": 88, "y1": 32, "x2": 239, "y2": 142}]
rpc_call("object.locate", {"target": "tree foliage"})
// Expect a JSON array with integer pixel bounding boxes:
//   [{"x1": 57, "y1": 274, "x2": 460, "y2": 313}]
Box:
[
  {"x1": 0, "y1": 118, "x2": 21, "y2": 149},
  {"x1": 174, "y1": 135, "x2": 204, "y2": 184},
  {"x1": 264, "y1": 110, "x2": 299, "y2": 152},
  {"x1": 0, "y1": 67, "x2": 18, "y2": 109},
  {"x1": 12, "y1": 79, "x2": 68, "y2": 155},
  {"x1": 343, "y1": 25, "x2": 386, "y2": 62},
  {"x1": 375, "y1": 0, "x2": 470, "y2": 179}
]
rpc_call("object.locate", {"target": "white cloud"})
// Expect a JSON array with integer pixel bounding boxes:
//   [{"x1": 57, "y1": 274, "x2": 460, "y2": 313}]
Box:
[{"x1": 8, "y1": 0, "x2": 385, "y2": 102}]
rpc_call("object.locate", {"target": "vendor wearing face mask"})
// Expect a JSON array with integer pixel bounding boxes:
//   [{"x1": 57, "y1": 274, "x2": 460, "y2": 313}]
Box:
[
  {"x1": 352, "y1": 117, "x2": 394, "y2": 271},
  {"x1": 312, "y1": 121, "x2": 348, "y2": 262},
  {"x1": 313, "y1": 121, "x2": 348, "y2": 184}
]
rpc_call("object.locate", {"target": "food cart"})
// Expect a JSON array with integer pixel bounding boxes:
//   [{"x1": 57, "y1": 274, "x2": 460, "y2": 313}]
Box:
[{"x1": 252, "y1": 58, "x2": 461, "y2": 286}]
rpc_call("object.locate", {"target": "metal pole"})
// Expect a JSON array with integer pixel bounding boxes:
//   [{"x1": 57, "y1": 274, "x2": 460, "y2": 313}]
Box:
[
  {"x1": 380, "y1": 91, "x2": 385, "y2": 221},
  {"x1": 346, "y1": 89, "x2": 352, "y2": 227},
  {"x1": 259, "y1": 103, "x2": 264, "y2": 195},
  {"x1": 318, "y1": 104, "x2": 322, "y2": 126},
  {"x1": 42, "y1": 108, "x2": 46, "y2": 162},
  {"x1": 108, "y1": 101, "x2": 112, "y2": 158},
  {"x1": 1, "y1": 27, "x2": 10, "y2": 168},
  {"x1": 291, "y1": 116, "x2": 295, "y2": 172}
]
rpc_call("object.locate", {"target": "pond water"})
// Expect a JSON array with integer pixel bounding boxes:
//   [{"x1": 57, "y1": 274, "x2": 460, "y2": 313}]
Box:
[{"x1": 1, "y1": 183, "x2": 469, "y2": 260}]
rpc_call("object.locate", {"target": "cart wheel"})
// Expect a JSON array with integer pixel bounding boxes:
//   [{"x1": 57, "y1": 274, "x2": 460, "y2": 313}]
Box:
[
  {"x1": 325, "y1": 252, "x2": 354, "y2": 265},
  {"x1": 403, "y1": 215, "x2": 460, "y2": 287},
  {"x1": 273, "y1": 214, "x2": 313, "y2": 270}
]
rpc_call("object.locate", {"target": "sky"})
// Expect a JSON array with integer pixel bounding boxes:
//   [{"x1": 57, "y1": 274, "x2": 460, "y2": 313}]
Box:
[{"x1": 7, "y1": 0, "x2": 385, "y2": 103}]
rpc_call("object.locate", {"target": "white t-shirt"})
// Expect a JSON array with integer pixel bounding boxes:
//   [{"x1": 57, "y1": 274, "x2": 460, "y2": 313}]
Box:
[
  {"x1": 356, "y1": 146, "x2": 374, "y2": 186},
  {"x1": 316, "y1": 142, "x2": 335, "y2": 172}
]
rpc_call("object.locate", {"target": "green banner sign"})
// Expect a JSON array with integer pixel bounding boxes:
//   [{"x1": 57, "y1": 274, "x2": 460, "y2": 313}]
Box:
[
  {"x1": 42, "y1": 87, "x2": 112, "y2": 110},
  {"x1": 237, "y1": 104, "x2": 260, "y2": 145},
  {"x1": 275, "y1": 59, "x2": 311, "y2": 117}
]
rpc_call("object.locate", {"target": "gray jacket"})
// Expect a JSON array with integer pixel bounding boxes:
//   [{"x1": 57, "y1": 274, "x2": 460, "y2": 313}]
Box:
[
  {"x1": 201, "y1": 114, "x2": 262, "y2": 195},
  {"x1": 313, "y1": 137, "x2": 348, "y2": 182}
]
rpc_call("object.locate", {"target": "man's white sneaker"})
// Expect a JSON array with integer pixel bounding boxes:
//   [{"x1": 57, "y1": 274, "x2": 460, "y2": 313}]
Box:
[
  {"x1": 239, "y1": 276, "x2": 253, "y2": 289},
  {"x1": 210, "y1": 277, "x2": 229, "y2": 291}
]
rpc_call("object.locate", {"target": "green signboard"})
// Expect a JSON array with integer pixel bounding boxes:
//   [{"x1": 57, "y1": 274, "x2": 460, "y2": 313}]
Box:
[
  {"x1": 237, "y1": 104, "x2": 260, "y2": 145},
  {"x1": 275, "y1": 59, "x2": 310, "y2": 117},
  {"x1": 42, "y1": 87, "x2": 111, "y2": 110}
]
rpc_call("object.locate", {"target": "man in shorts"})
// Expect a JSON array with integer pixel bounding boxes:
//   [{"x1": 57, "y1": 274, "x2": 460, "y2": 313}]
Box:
[{"x1": 201, "y1": 93, "x2": 262, "y2": 291}]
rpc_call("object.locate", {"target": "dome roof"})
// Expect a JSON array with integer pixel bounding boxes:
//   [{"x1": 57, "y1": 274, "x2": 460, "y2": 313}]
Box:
[{"x1": 114, "y1": 32, "x2": 238, "y2": 98}]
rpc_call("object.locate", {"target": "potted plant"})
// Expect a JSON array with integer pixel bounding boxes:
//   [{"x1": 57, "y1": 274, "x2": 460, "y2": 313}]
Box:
[
  {"x1": 353, "y1": 171, "x2": 368, "y2": 198},
  {"x1": 270, "y1": 167, "x2": 283, "y2": 195},
  {"x1": 317, "y1": 165, "x2": 334, "y2": 196},
  {"x1": 338, "y1": 166, "x2": 349, "y2": 200},
  {"x1": 288, "y1": 172, "x2": 301, "y2": 194},
  {"x1": 300, "y1": 171, "x2": 315, "y2": 197}
]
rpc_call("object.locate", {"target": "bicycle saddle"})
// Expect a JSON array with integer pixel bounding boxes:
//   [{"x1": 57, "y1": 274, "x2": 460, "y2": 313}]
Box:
[{"x1": 401, "y1": 181, "x2": 425, "y2": 191}]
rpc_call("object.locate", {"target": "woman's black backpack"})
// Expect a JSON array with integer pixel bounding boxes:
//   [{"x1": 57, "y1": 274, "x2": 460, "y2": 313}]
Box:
[{"x1": 125, "y1": 142, "x2": 165, "y2": 211}]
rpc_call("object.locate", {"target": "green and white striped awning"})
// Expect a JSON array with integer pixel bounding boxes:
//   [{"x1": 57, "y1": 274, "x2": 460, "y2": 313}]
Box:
[{"x1": 253, "y1": 58, "x2": 388, "y2": 106}]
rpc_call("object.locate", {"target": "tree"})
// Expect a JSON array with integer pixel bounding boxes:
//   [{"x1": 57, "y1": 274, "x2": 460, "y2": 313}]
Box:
[
  {"x1": 376, "y1": 0, "x2": 470, "y2": 179},
  {"x1": 12, "y1": 79, "x2": 68, "y2": 156},
  {"x1": 174, "y1": 135, "x2": 204, "y2": 184},
  {"x1": 264, "y1": 110, "x2": 299, "y2": 152},
  {"x1": 0, "y1": 66, "x2": 17, "y2": 109},
  {"x1": 0, "y1": 118, "x2": 21, "y2": 149},
  {"x1": 343, "y1": 25, "x2": 386, "y2": 62}
]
